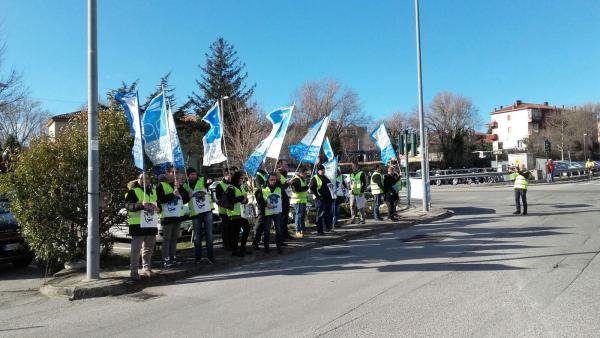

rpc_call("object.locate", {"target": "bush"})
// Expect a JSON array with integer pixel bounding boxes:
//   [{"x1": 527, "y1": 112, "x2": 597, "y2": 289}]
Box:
[{"x1": 0, "y1": 108, "x2": 137, "y2": 264}]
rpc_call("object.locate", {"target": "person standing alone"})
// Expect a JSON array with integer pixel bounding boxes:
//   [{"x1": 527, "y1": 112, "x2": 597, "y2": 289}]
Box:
[{"x1": 509, "y1": 164, "x2": 534, "y2": 215}]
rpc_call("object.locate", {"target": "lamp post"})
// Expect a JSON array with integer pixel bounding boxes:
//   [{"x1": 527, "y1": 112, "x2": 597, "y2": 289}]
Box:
[{"x1": 583, "y1": 133, "x2": 588, "y2": 160}]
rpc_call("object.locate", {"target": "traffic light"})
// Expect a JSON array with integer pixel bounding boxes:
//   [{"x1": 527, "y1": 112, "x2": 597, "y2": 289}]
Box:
[
  {"x1": 544, "y1": 139, "x2": 551, "y2": 157},
  {"x1": 411, "y1": 133, "x2": 417, "y2": 156}
]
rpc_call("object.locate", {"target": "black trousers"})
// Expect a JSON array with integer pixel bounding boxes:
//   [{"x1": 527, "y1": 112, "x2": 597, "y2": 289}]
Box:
[
  {"x1": 514, "y1": 189, "x2": 527, "y2": 212},
  {"x1": 230, "y1": 217, "x2": 250, "y2": 254},
  {"x1": 252, "y1": 207, "x2": 265, "y2": 247},
  {"x1": 220, "y1": 214, "x2": 232, "y2": 250}
]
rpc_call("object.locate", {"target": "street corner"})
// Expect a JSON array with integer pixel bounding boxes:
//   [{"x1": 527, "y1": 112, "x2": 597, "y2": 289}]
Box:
[{"x1": 39, "y1": 269, "x2": 130, "y2": 300}]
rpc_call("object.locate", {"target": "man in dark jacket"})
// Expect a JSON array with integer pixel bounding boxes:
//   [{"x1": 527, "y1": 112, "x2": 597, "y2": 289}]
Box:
[
  {"x1": 310, "y1": 164, "x2": 333, "y2": 234},
  {"x1": 156, "y1": 166, "x2": 187, "y2": 268},
  {"x1": 255, "y1": 172, "x2": 284, "y2": 253},
  {"x1": 276, "y1": 159, "x2": 293, "y2": 242},
  {"x1": 125, "y1": 172, "x2": 159, "y2": 280},
  {"x1": 215, "y1": 169, "x2": 233, "y2": 250},
  {"x1": 183, "y1": 167, "x2": 215, "y2": 264},
  {"x1": 383, "y1": 166, "x2": 401, "y2": 221},
  {"x1": 226, "y1": 171, "x2": 252, "y2": 257}
]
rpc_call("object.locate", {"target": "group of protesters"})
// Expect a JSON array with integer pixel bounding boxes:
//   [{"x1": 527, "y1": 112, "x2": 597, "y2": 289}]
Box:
[{"x1": 124, "y1": 159, "x2": 405, "y2": 280}]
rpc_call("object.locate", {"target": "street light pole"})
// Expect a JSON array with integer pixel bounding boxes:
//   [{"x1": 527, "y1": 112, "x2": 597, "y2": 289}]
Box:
[
  {"x1": 583, "y1": 133, "x2": 588, "y2": 160},
  {"x1": 86, "y1": 0, "x2": 100, "y2": 280},
  {"x1": 414, "y1": 0, "x2": 429, "y2": 212}
]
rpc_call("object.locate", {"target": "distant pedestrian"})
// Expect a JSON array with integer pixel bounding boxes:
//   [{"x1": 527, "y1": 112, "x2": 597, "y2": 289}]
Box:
[
  {"x1": 125, "y1": 172, "x2": 159, "y2": 280},
  {"x1": 156, "y1": 165, "x2": 186, "y2": 268},
  {"x1": 509, "y1": 164, "x2": 534, "y2": 215},
  {"x1": 545, "y1": 159, "x2": 555, "y2": 183},
  {"x1": 370, "y1": 164, "x2": 385, "y2": 221},
  {"x1": 183, "y1": 167, "x2": 215, "y2": 264}
]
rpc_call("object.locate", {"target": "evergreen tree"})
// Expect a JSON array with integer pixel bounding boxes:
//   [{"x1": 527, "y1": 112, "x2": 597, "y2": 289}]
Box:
[
  {"x1": 188, "y1": 37, "x2": 255, "y2": 124},
  {"x1": 142, "y1": 72, "x2": 177, "y2": 113},
  {"x1": 106, "y1": 80, "x2": 139, "y2": 111}
]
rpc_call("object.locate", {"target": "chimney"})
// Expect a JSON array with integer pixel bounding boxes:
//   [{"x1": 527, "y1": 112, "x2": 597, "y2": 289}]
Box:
[
  {"x1": 494, "y1": 108, "x2": 497, "y2": 112},
  {"x1": 516, "y1": 100, "x2": 522, "y2": 105},
  {"x1": 500, "y1": 105, "x2": 503, "y2": 109},
  {"x1": 543, "y1": 101, "x2": 548, "y2": 106}
]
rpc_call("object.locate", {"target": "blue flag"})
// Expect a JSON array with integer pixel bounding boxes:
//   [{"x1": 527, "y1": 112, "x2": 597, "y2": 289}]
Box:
[
  {"x1": 115, "y1": 91, "x2": 144, "y2": 170},
  {"x1": 142, "y1": 92, "x2": 184, "y2": 168},
  {"x1": 370, "y1": 123, "x2": 397, "y2": 165},
  {"x1": 244, "y1": 106, "x2": 294, "y2": 177},
  {"x1": 202, "y1": 102, "x2": 228, "y2": 166},
  {"x1": 289, "y1": 116, "x2": 330, "y2": 164},
  {"x1": 323, "y1": 136, "x2": 335, "y2": 162}
]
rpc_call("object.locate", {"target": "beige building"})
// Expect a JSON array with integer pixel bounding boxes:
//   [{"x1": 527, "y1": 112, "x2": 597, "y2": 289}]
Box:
[{"x1": 47, "y1": 111, "x2": 82, "y2": 138}]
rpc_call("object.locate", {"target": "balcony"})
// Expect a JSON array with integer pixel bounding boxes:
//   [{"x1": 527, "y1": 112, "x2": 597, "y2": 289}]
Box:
[{"x1": 485, "y1": 121, "x2": 498, "y2": 129}]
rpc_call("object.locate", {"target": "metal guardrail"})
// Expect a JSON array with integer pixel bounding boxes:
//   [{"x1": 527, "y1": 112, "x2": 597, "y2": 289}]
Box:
[{"x1": 427, "y1": 171, "x2": 508, "y2": 185}]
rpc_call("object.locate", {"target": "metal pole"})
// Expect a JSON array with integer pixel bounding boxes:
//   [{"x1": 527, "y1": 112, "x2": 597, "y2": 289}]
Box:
[
  {"x1": 583, "y1": 133, "x2": 587, "y2": 160},
  {"x1": 86, "y1": 0, "x2": 100, "y2": 279},
  {"x1": 414, "y1": 0, "x2": 429, "y2": 212}
]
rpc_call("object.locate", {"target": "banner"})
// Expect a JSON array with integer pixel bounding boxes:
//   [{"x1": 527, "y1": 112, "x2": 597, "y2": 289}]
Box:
[
  {"x1": 323, "y1": 136, "x2": 335, "y2": 162},
  {"x1": 288, "y1": 115, "x2": 330, "y2": 164},
  {"x1": 370, "y1": 123, "x2": 397, "y2": 165},
  {"x1": 115, "y1": 91, "x2": 144, "y2": 170},
  {"x1": 202, "y1": 102, "x2": 228, "y2": 166}
]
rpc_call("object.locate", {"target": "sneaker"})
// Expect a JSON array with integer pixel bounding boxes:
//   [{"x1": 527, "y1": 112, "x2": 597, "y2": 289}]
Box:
[
  {"x1": 376, "y1": 218, "x2": 385, "y2": 221},
  {"x1": 512, "y1": 211, "x2": 521, "y2": 215},
  {"x1": 142, "y1": 269, "x2": 153, "y2": 278},
  {"x1": 522, "y1": 211, "x2": 528, "y2": 215},
  {"x1": 295, "y1": 231, "x2": 303, "y2": 239},
  {"x1": 359, "y1": 219, "x2": 366, "y2": 224},
  {"x1": 163, "y1": 261, "x2": 173, "y2": 269}
]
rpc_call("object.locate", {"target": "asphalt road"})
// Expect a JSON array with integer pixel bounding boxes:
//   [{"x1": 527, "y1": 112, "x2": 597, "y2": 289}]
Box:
[{"x1": 1, "y1": 180, "x2": 599, "y2": 337}]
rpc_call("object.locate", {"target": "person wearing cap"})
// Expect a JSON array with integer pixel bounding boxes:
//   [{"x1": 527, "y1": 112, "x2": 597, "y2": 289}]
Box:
[
  {"x1": 370, "y1": 164, "x2": 385, "y2": 221},
  {"x1": 350, "y1": 161, "x2": 367, "y2": 224},
  {"x1": 183, "y1": 167, "x2": 215, "y2": 264},
  {"x1": 215, "y1": 169, "x2": 233, "y2": 251},
  {"x1": 254, "y1": 172, "x2": 284, "y2": 253},
  {"x1": 156, "y1": 165, "x2": 187, "y2": 268},
  {"x1": 124, "y1": 172, "x2": 159, "y2": 280},
  {"x1": 290, "y1": 166, "x2": 309, "y2": 238},
  {"x1": 310, "y1": 164, "x2": 333, "y2": 234},
  {"x1": 226, "y1": 171, "x2": 252, "y2": 257}
]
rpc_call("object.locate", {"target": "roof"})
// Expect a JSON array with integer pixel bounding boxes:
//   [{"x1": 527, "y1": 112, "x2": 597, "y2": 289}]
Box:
[
  {"x1": 46, "y1": 111, "x2": 83, "y2": 126},
  {"x1": 491, "y1": 101, "x2": 559, "y2": 115}
]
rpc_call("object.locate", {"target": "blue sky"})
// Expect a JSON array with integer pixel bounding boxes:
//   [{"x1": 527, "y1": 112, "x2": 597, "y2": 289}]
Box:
[{"x1": 1, "y1": 0, "x2": 599, "y2": 130}]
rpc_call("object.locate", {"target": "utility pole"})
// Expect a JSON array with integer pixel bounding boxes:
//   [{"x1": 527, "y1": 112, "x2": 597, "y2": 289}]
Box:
[
  {"x1": 86, "y1": 0, "x2": 100, "y2": 279},
  {"x1": 414, "y1": 0, "x2": 430, "y2": 212}
]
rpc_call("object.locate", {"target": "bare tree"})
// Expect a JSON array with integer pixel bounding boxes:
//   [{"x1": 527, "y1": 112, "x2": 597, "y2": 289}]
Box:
[
  {"x1": 0, "y1": 38, "x2": 48, "y2": 146},
  {"x1": 426, "y1": 92, "x2": 479, "y2": 168},
  {"x1": 222, "y1": 102, "x2": 266, "y2": 167},
  {"x1": 545, "y1": 104, "x2": 599, "y2": 160},
  {"x1": 384, "y1": 110, "x2": 420, "y2": 141}
]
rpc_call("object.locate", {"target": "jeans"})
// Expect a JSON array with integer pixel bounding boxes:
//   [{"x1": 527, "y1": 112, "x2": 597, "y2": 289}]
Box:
[
  {"x1": 192, "y1": 211, "x2": 214, "y2": 260},
  {"x1": 546, "y1": 172, "x2": 554, "y2": 183},
  {"x1": 315, "y1": 199, "x2": 332, "y2": 233},
  {"x1": 130, "y1": 235, "x2": 156, "y2": 275},
  {"x1": 350, "y1": 194, "x2": 365, "y2": 221},
  {"x1": 161, "y1": 221, "x2": 180, "y2": 262},
  {"x1": 373, "y1": 194, "x2": 383, "y2": 219},
  {"x1": 294, "y1": 203, "x2": 306, "y2": 232},
  {"x1": 263, "y1": 213, "x2": 283, "y2": 249},
  {"x1": 514, "y1": 189, "x2": 527, "y2": 213},
  {"x1": 252, "y1": 207, "x2": 265, "y2": 247}
]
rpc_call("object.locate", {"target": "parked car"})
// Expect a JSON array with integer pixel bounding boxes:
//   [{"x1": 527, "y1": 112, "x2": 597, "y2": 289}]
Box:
[{"x1": 0, "y1": 197, "x2": 34, "y2": 268}]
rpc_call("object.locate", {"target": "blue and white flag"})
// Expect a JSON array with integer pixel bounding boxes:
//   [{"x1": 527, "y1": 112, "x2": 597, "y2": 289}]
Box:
[
  {"x1": 370, "y1": 123, "x2": 397, "y2": 165},
  {"x1": 323, "y1": 136, "x2": 335, "y2": 162},
  {"x1": 115, "y1": 91, "x2": 144, "y2": 170},
  {"x1": 202, "y1": 102, "x2": 228, "y2": 166},
  {"x1": 166, "y1": 102, "x2": 185, "y2": 169},
  {"x1": 289, "y1": 115, "x2": 330, "y2": 164},
  {"x1": 142, "y1": 92, "x2": 184, "y2": 168},
  {"x1": 323, "y1": 157, "x2": 338, "y2": 184},
  {"x1": 244, "y1": 106, "x2": 294, "y2": 177}
]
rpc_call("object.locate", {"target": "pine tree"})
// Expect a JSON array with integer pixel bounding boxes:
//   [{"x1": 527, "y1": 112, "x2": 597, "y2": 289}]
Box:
[
  {"x1": 188, "y1": 37, "x2": 255, "y2": 125},
  {"x1": 142, "y1": 72, "x2": 177, "y2": 113}
]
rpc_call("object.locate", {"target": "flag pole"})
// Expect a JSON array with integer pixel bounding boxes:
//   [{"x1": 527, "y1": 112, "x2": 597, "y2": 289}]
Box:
[
  {"x1": 219, "y1": 97, "x2": 231, "y2": 172},
  {"x1": 163, "y1": 89, "x2": 178, "y2": 187},
  {"x1": 137, "y1": 91, "x2": 147, "y2": 203}
]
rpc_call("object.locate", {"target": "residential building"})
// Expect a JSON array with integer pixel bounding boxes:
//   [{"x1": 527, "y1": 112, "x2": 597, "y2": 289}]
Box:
[
  {"x1": 487, "y1": 100, "x2": 560, "y2": 151},
  {"x1": 47, "y1": 111, "x2": 83, "y2": 138}
]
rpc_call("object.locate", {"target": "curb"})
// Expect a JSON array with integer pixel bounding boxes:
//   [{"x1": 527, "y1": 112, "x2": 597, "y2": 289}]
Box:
[{"x1": 40, "y1": 208, "x2": 452, "y2": 300}]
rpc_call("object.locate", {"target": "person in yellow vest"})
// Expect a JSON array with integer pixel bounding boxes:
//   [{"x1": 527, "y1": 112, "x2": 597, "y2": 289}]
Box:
[
  {"x1": 585, "y1": 158, "x2": 596, "y2": 178},
  {"x1": 310, "y1": 164, "x2": 334, "y2": 234},
  {"x1": 156, "y1": 165, "x2": 187, "y2": 268},
  {"x1": 255, "y1": 172, "x2": 284, "y2": 253},
  {"x1": 509, "y1": 164, "x2": 534, "y2": 215},
  {"x1": 290, "y1": 166, "x2": 309, "y2": 238},
  {"x1": 183, "y1": 167, "x2": 215, "y2": 264},
  {"x1": 125, "y1": 172, "x2": 159, "y2": 280},
  {"x1": 226, "y1": 171, "x2": 252, "y2": 257},
  {"x1": 251, "y1": 163, "x2": 269, "y2": 250},
  {"x1": 276, "y1": 159, "x2": 293, "y2": 242},
  {"x1": 370, "y1": 164, "x2": 385, "y2": 221},
  {"x1": 350, "y1": 161, "x2": 367, "y2": 224},
  {"x1": 215, "y1": 169, "x2": 233, "y2": 251}
]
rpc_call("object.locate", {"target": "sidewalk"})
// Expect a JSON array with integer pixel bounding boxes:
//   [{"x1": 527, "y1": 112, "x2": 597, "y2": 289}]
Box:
[{"x1": 40, "y1": 206, "x2": 450, "y2": 300}]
